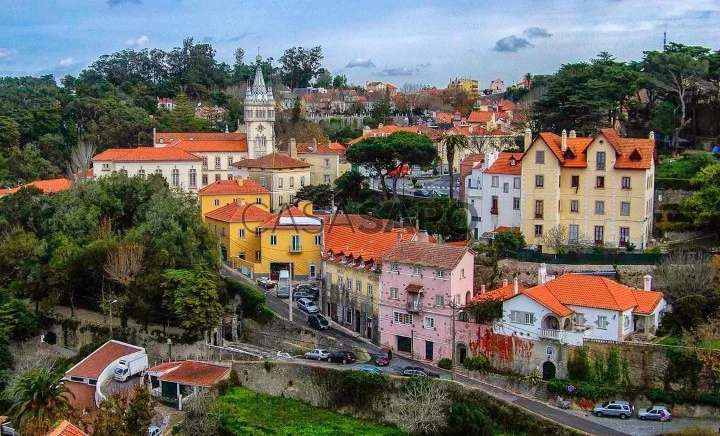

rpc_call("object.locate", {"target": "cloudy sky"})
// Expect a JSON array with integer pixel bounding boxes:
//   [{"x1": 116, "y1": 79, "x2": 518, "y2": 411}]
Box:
[{"x1": 1, "y1": 0, "x2": 719, "y2": 88}]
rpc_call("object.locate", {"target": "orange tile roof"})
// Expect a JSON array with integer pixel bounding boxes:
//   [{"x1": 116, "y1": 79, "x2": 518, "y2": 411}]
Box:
[
  {"x1": 631, "y1": 290, "x2": 664, "y2": 315},
  {"x1": 460, "y1": 153, "x2": 484, "y2": 168},
  {"x1": 324, "y1": 214, "x2": 418, "y2": 262},
  {"x1": 232, "y1": 153, "x2": 311, "y2": 170},
  {"x1": 0, "y1": 178, "x2": 74, "y2": 196},
  {"x1": 197, "y1": 179, "x2": 269, "y2": 196},
  {"x1": 468, "y1": 111, "x2": 493, "y2": 123},
  {"x1": 259, "y1": 205, "x2": 321, "y2": 229},
  {"x1": 65, "y1": 340, "x2": 143, "y2": 379},
  {"x1": 492, "y1": 226, "x2": 521, "y2": 233},
  {"x1": 153, "y1": 361, "x2": 230, "y2": 387},
  {"x1": 172, "y1": 139, "x2": 248, "y2": 152},
  {"x1": 475, "y1": 283, "x2": 526, "y2": 302},
  {"x1": 296, "y1": 143, "x2": 340, "y2": 154},
  {"x1": 484, "y1": 152, "x2": 522, "y2": 175},
  {"x1": 155, "y1": 132, "x2": 247, "y2": 143},
  {"x1": 64, "y1": 382, "x2": 97, "y2": 412},
  {"x1": 46, "y1": 419, "x2": 88, "y2": 436},
  {"x1": 447, "y1": 240, "x2": 469, "y2": 247},
  {"x1": 205, "y1": 202, "x2": 271, "y2": 223},
  {"x1": 383, "y1": 240, "x2": 470, "y2": 270},
  {"x1": 348, "y1": 125, "x2": 441, "y2": 144},
  {"x1": 146, "y1": 361, "x2": 182, "y2": 372},
  {"x1": 93, "y1": 147, "x2": 201, "y2": 162}
]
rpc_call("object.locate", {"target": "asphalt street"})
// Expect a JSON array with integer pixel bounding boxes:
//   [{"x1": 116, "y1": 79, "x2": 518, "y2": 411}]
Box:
[{"x1": 370, "y1": 174, "x2": 460, "y2": 198}]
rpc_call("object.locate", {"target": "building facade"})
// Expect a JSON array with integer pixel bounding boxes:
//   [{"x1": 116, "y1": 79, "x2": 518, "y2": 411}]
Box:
[
  {"x1": 198, "y1": 179, "x2": 271, "y2": 219},
  {"x1": 204, "y1": 200, "x2": 271, "y2": 270},
  {"x1": 448, "y1": 78, "x2": 479, "y2": 98},
  {"x1": 295, "y1": 138, "x2": 342, "y2": 185}
]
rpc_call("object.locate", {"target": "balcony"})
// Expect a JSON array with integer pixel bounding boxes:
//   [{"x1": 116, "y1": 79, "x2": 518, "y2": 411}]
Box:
[
  {"x1": 289, "y1": 244, "x2": 302, "y2": 253},
  {"x1": 406, "y1": 300, "x2": 423, "y2": 313},
  {"x1": 539, "y1": 328, "x2": 585, "y2": 346}
]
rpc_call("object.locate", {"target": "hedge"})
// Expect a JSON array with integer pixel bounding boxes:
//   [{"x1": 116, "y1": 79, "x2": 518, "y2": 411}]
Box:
[{"x1": 655, "y1": 178, "x2": 694, "y2": 190}]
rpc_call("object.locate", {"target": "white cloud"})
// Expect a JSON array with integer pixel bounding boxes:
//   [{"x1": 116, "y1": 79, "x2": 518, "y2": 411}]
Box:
[
  {"x1": 126, "y1": 35, "x2": 150, "y2": 48},
  {"x1": 59, "y1": 57, "x2": 76, "y2": 67},
  {"x1": 345, "y1": 58, "x2": 375, "y2": 68},
  {"x1": 0, "y1": 48, "x2": 17, "y2": 59}
]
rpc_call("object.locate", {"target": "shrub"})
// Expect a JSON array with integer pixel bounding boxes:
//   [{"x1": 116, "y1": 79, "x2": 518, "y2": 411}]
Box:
[
  {"x1": 578, "y1": 398, "x2": 594, "y2": 410},
  {"x1": 263, "y1": 360, "x2": 275, "y2": 372},
  {"x1": 525, "y1": 369, "x2": 541, "y2": 385},
  {"x1": 215, "y1": 379, "x2": 231, "y2": 396},
  {"x1": 438, "y1": 358, "x2": 453, "y2": 370},
  {"x1": 228, "y1": 369, "x2": 240, "y2": 387},
  {"x1": 445, "y1": 401, "x2": 493, "y2": 436},
  {"x1": 625, "y1": 241, "x2": 636, "y2": 252},
  {"x1": 463, "y1": 355, "x2": 489, "y2": 372},
  {"x1": 567, "y1": 347, "x2": 592, "y2": 381}
]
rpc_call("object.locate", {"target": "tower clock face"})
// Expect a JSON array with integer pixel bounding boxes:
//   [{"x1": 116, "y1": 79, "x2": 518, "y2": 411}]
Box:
[{"x1": 256, "y1": 124, "x2": 265, "y2": 132}]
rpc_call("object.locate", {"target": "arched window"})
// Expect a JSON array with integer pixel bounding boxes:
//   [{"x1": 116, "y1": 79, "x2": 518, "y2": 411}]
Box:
[
  {"x1": 171, "y1": 169, "x2": 180, "y2": 187},
  {"x1": 255, "y1": 135, "x2": 267, "y2": 156},
  {"x1": 189, "y1": 169, "x2": 197, "y2": 188}
]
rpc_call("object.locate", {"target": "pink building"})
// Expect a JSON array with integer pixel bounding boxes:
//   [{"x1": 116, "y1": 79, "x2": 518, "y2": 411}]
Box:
[{"x1": 379, "y1": 240, "x2": 475, "y2": 362}]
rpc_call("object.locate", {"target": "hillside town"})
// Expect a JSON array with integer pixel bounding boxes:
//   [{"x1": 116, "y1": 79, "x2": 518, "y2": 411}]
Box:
[{"x1": 1, "y1": 2, "x2": 720, "y2": 435}]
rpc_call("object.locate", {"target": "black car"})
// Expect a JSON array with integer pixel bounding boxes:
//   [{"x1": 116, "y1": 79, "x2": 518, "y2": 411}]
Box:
[
  {"x1": 401, "y1": 366, "x2": 440, "y2": 378},
  {"x1": 414, "y1": 189, "x2": 431, "y2": 198},
  {"x1": 307, "y1": 313, "x2": 329, "y2": 330},
  {"x1": 294, "y1": 284, "x2": 319, "y2": 298},
  {"x1": 327, "y1": 351, "x2": 357, "y2": 364}
]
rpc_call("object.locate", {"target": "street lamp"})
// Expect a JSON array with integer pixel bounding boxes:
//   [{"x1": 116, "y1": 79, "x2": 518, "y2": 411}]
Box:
[{"x1": 109, "y1": 299, "x2": 118, "y2": 337}]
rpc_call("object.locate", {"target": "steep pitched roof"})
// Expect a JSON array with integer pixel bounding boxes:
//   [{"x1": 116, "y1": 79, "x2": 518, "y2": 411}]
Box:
[
  {"x1": 383, "y1": 240, "x2": 471, "y2": 269},
  {"x1": 467, "y1": 111, "x2": 493, "y2": 123},
  {"x1": 197, "y1": 179, "x2": 269, "y2": 196},
  {"x1": 204, "y1": 202, "x2": 271, "y2": 223},
  {"x1": 65, "y1": 340, "x2": 143, "y2": 379},
  {"x1": 0, "y1": 178, "x2": 74, "y2": 196},
  {"x1": 172, "y1": 139, "x2": 248, "y2": 152},
  {"x1": 151, "y1": 360, "x2": 230, "y2": 387},
  {"x1": 155, "y1": 132, "x2": 248, "y2": 143},
  {"x1": 46, "y1": 420, "x2": 88, "y2": 436},
  {"x1": 484, "y1": 152, "x2": 522, "y2": 175},
  {"x1": 323, "y1": 214, "x2": 419, "y2": 263},
  {"x1": 231, "y1": 153, "x2": 311, "y2": 170},
  {"x1": 92, "y1": 147, "x2": 201, "y2": 162}
]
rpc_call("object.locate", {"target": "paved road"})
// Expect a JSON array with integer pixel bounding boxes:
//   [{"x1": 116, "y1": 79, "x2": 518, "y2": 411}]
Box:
[
  {"x1": 221, "y1": 266, "x2": 627, "y2": 436},
  {"x1": 369, "y1": 175, "x2": 460, "y2": 198}
]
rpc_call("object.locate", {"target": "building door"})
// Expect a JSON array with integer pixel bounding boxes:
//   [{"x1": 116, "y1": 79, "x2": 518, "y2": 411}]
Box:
[
  {"x1": 542, "y1": 361, "x2": 556, "y2": 380},
  {"x1": 457, "y1": 343, "x2": 467, "y2": 364},
  {"x1": 366, "y1": 317, "x2": 373, "y2": 340},
  {"x1": 425, "y1": 341, "x2": 434, "y2": 361},
  {"x1": 309, "y1": 263, "x2": 316, "y2": 279},
  {"x1": 355, "y1": 310, "x2": 361, "y2": 333},
  {"x1": 220, "y1": 245, "x2": 228, "y2": 262},
  {"x1": 397, "y1": 336, "x2": 412, "y2": 353}
]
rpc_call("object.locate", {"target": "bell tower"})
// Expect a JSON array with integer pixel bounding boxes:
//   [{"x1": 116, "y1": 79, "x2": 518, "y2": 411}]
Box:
[{"x1": 244, "y1": 55, "x2": 275, "y2": 159}]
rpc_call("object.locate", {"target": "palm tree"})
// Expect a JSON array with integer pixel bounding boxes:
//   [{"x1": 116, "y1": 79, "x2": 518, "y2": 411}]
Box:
[
  {"x1": 440, "y1": 133, "x2": 468, "y2": 200},
  {"x1": 8, "y1": 368, "x2": 74, "y2": 432}
]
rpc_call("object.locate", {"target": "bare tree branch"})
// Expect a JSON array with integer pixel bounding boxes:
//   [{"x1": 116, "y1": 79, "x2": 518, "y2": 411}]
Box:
[
  {"x1": 392, "y1": 378, "x2": 449, "y2": 435},
  {"x1": 67, "y1": 139, "x2": 97, "y2": 181},
  {"x1": 104, "y1": 244, "x2": 145, "y2": 286}
]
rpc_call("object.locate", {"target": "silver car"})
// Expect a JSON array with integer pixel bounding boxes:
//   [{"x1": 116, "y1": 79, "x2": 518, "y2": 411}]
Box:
[
  {"x1": 303, "y1": 348, "x2": 329, "y2": 360},
  {"x1": 638, "y1": 405, "x2": 672, "y2": 421},
  {"x1": 297, "y1": 298, "x2": 319, "y2": 314},
  {"x1": 592, "y1": 400, "x2": 634, "y2": 419}
]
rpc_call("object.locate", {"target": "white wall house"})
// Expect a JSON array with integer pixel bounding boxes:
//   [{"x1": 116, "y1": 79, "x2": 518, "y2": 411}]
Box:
[
  {"x1": 478, "y1": 264, "x2": 667, "y2": 346},
  {"x1": 466, "y1": 151, "x2": 523, "y2": 239}
]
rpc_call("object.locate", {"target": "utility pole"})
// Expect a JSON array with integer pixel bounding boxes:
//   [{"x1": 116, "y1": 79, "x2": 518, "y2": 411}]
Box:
[
  {"x1": 109, "y1": 299, "x2": 117, "y2": 338},
  {"x1": 451, "y1": 302, "x2": 456, "y2": 381},
  {"x1": 288, "y1": 264, "x2": 294, "y2": 322}
]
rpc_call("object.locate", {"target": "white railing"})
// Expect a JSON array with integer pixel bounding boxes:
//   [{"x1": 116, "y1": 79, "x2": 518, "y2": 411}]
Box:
[
  {"x1": 539, "y1": 328, "x2": 585, "y2": 346},
  {"x1": 539, "y1": 328, "x2": 560, "y2": 340}
]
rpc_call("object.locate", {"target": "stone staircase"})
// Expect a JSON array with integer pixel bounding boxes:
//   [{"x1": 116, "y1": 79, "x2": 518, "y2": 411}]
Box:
[{"x1": 533, "y1": 380, "x2": 549, "y2": 401}]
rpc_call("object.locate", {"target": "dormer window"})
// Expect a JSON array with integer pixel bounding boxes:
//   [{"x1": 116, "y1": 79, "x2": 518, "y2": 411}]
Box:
[
  {"x1": 329, "y1": 253, "x2": 334, "y2": 261},
  {"x1": 510, "y1": 158, "x2": 516, "y2": 166},
  {"x1": 629, "y1": 149, "x2": 642, "y2": 161},
  {"x1": 340, "y1": 256, "x2": 346, "y2": 264}
]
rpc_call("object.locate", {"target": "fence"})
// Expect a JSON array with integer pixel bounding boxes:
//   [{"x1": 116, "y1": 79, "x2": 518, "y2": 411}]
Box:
[{"x1": 509, "y1": 250, "x2": 666, "y2": 265}]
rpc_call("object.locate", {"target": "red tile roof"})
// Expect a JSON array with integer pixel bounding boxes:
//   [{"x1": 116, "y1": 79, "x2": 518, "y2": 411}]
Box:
[
  {"x1": 197, "y1": 179, "x2": 269, "y2": 196},
  {"x1": 151, "y1": 360, "x2": 230, "y2": 387},
  {"x1": 46, "y1": 419, "x2": 88, "y2": 436},
  {"x1": 65, "y1": 340, "x2": 143, "y2": 379},
  {"x1": 468, "y1": 111, "x2": 493, "y2": 123},
  {"x1": 484, "y1": 152, "x2": 522, "y2": 175},
  {"x1": 93, "y1": 147, "x2": 202, "y2": 162},
  {"x1": 323, "y1": 214, "x2": 419, "y2": 262},
  {"x1": 406, "y1": 284, "x2": 424, "y2": 293},
  {"x1": 172, "y1": 139, "x2": 248, "y2": 152},
  {"x1": 155, "y1": 132, "x2": 247, "y2": 143},
  {"x1": 492, "y1": 226, "x2": 521, "y2": 233},
  {"x1": 204, "y1": 202, "x2": 271, "y2": 223},
  {"x1": 631, "y1": 290, "x2": 664, "y2": 315},
  {"x1": 348, "y1": 125, "x2": 441, "y2": 144},
  {"x1": 296, "y1": 143, "x2": 340, "y2": 154},
  {"x1": 0, "y1": 178, "x2": 74, "y2": 196},
  {"x1": 475, "y1": 282, "x2": 526, "y2": 302},
  {"x1": 259, "y1": 205, "x2": 321, "y2": 229},
  {"x1": 232, "y1": 153, "x2": 311, "y2": 170},
  {"x1": 447, "y1": 240, "x2": 470, "y2": 247},
  {"x1": 383, "y1": 240, "x2": 471, "y2": 269},
  {"x1": 64, "y1": 382, "x2": 97, "y2": 412}
]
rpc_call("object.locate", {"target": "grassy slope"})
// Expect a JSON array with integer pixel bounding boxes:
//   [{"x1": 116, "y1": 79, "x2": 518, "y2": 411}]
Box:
[
  {"x1": 656, "y1": 152, "x2": 718, "y2": 179},
  {"x1": 215, "y1": 387, "x2": 405, "y2": 436}
]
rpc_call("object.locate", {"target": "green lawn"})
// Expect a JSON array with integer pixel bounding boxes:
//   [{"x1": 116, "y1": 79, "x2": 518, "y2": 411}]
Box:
[
  {"x1": 215, "y1": 387, "x2": 406, "y2": 436},
  {"x1": 656, "y1": 152, "x2": 718, "y2": 179},
  {"x1": 656, "y1": 336, "x2": 720, "y2": 349}
]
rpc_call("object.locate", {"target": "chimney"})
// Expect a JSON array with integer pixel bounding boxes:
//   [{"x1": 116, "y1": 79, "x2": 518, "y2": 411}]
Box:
[
  {"x1": 524, "y1": 128, "x2": 532, "y2": 150},
  {"x1": 415, "y1": 218, "x2": 419, "y2": 231},
  {"x1": 569, "y1": 130, "x2": 577, "y2": 138},
  {"x1": 561, "y1": 129, "x2": 568, "y2": 152},
  {"x1": 289, "y1": 137, "x2": 297, "y2": 158},
  {"x1": 312, "y1": 138, "x2": 318, "y2": 153},
  {"x1": 152, "y1": 127, "x2": 157, "y2": 145},
  {"x1": 480, "y1": 284, "x2": 486, "y2": 294},
  {"x1": 378, "y1": 123, "x2": 384, "y2": 129},
  {"x1": 649, "y1": 131, "x2": 655, "y2": 140},
  {"x1": 236, "y1": 178, "x2": 244, "y2": 186},
  {"x1": 417, "y1": 230, "x2": 429, "y2": 243},
  {"x1": 538, "y1": 262, "x2": 548, "y2": 284},
  {"x1": 513, "y1": 277, "x2": 519, "y2": 295},
  {"x1": 502, "y1": 279, "x2": 509, "y2": 287},
  {"x1": 644, "y1": 275, "x2": 652, "y2": 291},
  {"x1": 363, "y1": 125, "x2": 370, "y2": 136}
]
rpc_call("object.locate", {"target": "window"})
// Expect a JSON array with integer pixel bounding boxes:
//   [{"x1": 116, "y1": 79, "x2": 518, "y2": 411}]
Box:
[
  {"x1": 324, "y1": 174, "x2": 331, "y2": 184},
  {"x1": 155, "y1": 168, "x2": 162, "y2": 175},
  {"x1": 324, "y1": 158, "x2": 330, "y2": 167},
  {"x1": 278, "y1": 195, "x2": 283, "y2": 204},
  {"x1": 491, "y1": 196, "x2": 498, "y2": 215},
  {"x1": 435, "y1": 295, "x2": 444, "y2": 307},
  {"x1": 574, "y1": 313, "x2": 586, "y2": 326},
  {"x1": 137, "y1": 169, "x2": 146, "y2": 179},
  {"x1": 214, "y1": 156, "x2": 221, "y2": 169},
  {"x1": 255, "y1": 250, "x2": 261, "y2": 261},
  {"x1": 227, "y1": 156, "x2": 234, "y2": 166},
  {"x1": 289, "y1": 177, "x2": 294, "y2": 188},
  {"x1": 256, "y1": 197, "x2": 262, "y2": 205},
  {"x1": 202, "y1": 174, "x2": 208, "y2": 185},
  {"x1": 596, "y1": 176, "x2": 605, "y2": 188},
  {"x1": 238, "y1": 229, "x2": 245, "y2": 238},
  {"x1": 291, "y1": 234, "x2": 301, "y2": 251},
  {"x1": 390, "y1": 263, "x2": 398, "y2": 272},
  {"x1": 595, "y1": 200, "x2": 605, "y2": 215},
  {"x1": 345, "y1": 308, "x2": 352, "y2": 324},
  {"x1": 413, "y1": 266, "x2": 421, "y2": 275},
  {"x1": 509, "y1": 310, "x2": 535, "y2": 325},
  {"x1": 202, "y1": 156, "x2": 208, "y2": 168},
  {"x1": 423, "y1": 317, "x2": 435, "y2": 329},
  {"x1": 300, "y1": 176, "x2": 305, "y2": 186},
  {"x1": 102, "y1": 163, "x2": 110, "y2": 171},
  {"x1": 570, "y1": 199, "x2": 579, "y2": 213},
  {"x1": 491, "y1": 176, "x2": 499, "y2": 187},
  {"x1": 513, "y1": 197, "x2": 520, "y2": 210},
  {"x1": 535, "y1": 150, "x2": 545, "y2": 164},
  {"x1": 215, "y1": 174, "x2": 221, "y2": 182},
  {"x1": 390, "y1": 287, "x2": 399, "y2": 299},
  {"x1": 513, "y1": 177, "x2": 521, "y2": 189},
  {"x1": 346, "y1": 277, "x2": 352, "y2": 290},
  {"x1": 270, "y1": 235, "x2": 277, "y2": 246},
  {"x1": 393, "y1": 311, "x2": 413, "y2": 325},
  {"x1": 260, "y1": 177, "x2": 266, "y2": 187},
  {"x1": 436, "y1": 268, "x2": 445, "y2": 277},
  {"x1": 594, "y1": 226, "x2": 604, "y2": 244},
  {"x1": 597, "y1": 315, "x2": 608, "y2": 329},
  {"x1": 367, "y1": 284, "x2": 373, "y2": 297},
  {"x1": 356, "y1": 280, "x2": 362, "y2": 292},
  {"x1": 314, "y1": 235, "x2": 322, "y2": 246},
  {"x1": 569, "y1": 224, "x2": 579, "y2": 241},
  {"x1": 534, "y1": 225, "x2": 543, "y2": 237},
  {"x1": 535, "y1": 174, "x2": 544, "y2": 188},
  {"x1": 571, "y1": 175, "x2": 580, "y2": 188},
  {"x1": 278, "y1": 177, "x2": 283, "y2": 188},
  {"x1": 227, "y1": 174, "x2": 234, "y2": 180},
  {"x1": 189, "y1": 169, "x2": 197, "y2": 188},
  {"x1": 621, "y1": 176, "x2": 631, "y2": 189},
  {"x1": 534, "y1": 200, "x2": 544, "y2": 219},
  {"x1": 170, "y1": 169, "x2": 180, "y2": 187},
  {"x1": 596, "y1": 151, "x2": 606, "y2": 170},
  {"x1": 620, "y1": 227, "x2": 630, "y2": 246},
  {"x1": 620, "y1": 201, "x2": 630, "y2": 216},
  {"x1": 461, "y1": 269, "x2": 465, "y2": 278},
  {"x1": 503, "y1": 182, "x2": 509, "y2": 193},
  {"x1": 255, "y1": 228, "x2": 262, "y2": 237},
  {"x1": 213, "y1": 199, "x2": 220, "y2": 207}
]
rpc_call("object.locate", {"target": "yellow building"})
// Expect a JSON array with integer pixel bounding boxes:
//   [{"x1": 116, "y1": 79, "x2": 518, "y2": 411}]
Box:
[
  {"x1": 198, "y1": 179, "x2": 271, "y2": 219},
  {"x1": 294, "y1": 138, "x2": 342, "y2": 185},
  {"x1": 230, "y1": 152, "x2": 312, "y2": 212},
  {"x1": 448, "y1": 78, "x2": 480, "y2": 98},
  {"x1": 520, "y1": 128, "x2": 655, "y2": 252},
  {"x1": 204, "y1": 200, "x2": 272, "y2": 275}
]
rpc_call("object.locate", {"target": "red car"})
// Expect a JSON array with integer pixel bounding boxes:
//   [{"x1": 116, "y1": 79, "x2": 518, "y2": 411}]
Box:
[{"x1": 374, "y1": 347, "x2": 393, "y2": 366}]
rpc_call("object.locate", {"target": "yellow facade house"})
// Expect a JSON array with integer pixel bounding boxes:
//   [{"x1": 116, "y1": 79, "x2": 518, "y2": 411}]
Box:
[
  {"x1": 294, "y1": 138, "x2": 342, "y2": 185},
  {"x1": 198, "y1": 179, "x2": 271, "y2": 219},
  {"x1": 521, "y1": 128, "x2": 656, "y2": 252},
  {"x1": 448, "y1": 78, "x2": 480, "y2": 98}
]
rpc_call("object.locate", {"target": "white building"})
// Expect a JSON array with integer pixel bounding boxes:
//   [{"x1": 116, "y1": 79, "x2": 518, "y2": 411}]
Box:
[
  {"x1": 477, "y1": 265, "x2": 667, "y2": 346},
  {"x1": 465, "y1": 151, "x2": 523, "y2": 239},
  {"x1": 244, "y1": 55, "x2": 276, "y2": 160}
]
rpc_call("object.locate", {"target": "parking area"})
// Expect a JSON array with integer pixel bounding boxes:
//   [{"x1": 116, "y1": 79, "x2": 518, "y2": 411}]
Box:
[{"x1": 564, "y1": 408, "x2": 720, "y2": 435}]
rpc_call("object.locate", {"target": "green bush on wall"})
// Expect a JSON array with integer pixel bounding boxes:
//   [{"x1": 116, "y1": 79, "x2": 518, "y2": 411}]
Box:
[{"x1": 438, "y1": 358, "x2": 453, "y2": 370}]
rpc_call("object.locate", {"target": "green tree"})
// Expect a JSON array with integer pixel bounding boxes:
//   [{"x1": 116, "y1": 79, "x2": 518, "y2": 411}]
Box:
[
  {"x1": 163, "y1": 268, "x2": 225, "y2": 333},
  {"x1": 683, "y1": 162, "x2": 720, "y2": 227},
  {"x1": 125, "y1": 385, "x2": 154, "y2": 436},
  {"x1": 279, "y1": 46, "x2": 324, "y2": 89},
  {"x1": 314, "y1": 68, "x2": 332, "y2": 88},
  {"x1": 369, "y1": 99, "x2": 393, "y2": 127},
  {"x1": 445, "y1": 401, "x2": 493, "y2": 436},
  {"x1": 334, "y1": 171, "x2": 365, "y2": 204},
  {"x1": 438, "y1": 133, "x2": 468, "y2": 199},
  {"x1": 493, "y1": 230, "x2": 526, "y2": 258},
  {"x1": 0, "y1": 117, "x2": 21, "y2": 149},
  {"x1": 294, "y1": 184, "x2": 334, "y2": 209},
  {"x1": 167, "y1": 93, "x2": 201, "y2": 132},
  {"x1": 8, "y1": 368, "x2": 73, "y2": 433},
  {"x1": 332, "y1": 74, "x2": 348, "y2": 88}
]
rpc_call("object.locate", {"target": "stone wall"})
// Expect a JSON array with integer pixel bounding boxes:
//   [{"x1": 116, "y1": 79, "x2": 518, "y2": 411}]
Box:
[{"x1": 231, "y1": 361, "x2": 580, "y2": 435}]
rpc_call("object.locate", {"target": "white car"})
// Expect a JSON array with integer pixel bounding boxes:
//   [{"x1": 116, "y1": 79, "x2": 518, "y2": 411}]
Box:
[
  {"x1": 297, "y1": 298, "x2": 319, "y2": 314},
  {"x1": 303, "y1": 349, "x2": 329, "y2": 360},
  {"x1": 148, "y1": 425, "x2": 161, "y2": 436}
]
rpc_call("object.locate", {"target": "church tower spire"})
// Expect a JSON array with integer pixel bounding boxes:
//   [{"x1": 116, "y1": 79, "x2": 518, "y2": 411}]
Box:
[{"x1": 244, "y1": 51, "x2": 275, "y2": 159}]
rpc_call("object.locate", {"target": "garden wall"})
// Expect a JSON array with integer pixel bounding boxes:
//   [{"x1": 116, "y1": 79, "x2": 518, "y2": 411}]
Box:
[{"x1": 231, "y1": 361, "x2": 580, "y2": 436}]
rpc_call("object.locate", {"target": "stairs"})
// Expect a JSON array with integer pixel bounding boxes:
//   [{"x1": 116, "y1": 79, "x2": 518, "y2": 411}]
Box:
[{"x1": 533, "y1": 380, "x2": 549, "y2": 401}]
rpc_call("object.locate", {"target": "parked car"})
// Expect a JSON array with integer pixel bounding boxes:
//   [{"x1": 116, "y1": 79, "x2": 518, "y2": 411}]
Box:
[
  {"x1": 292, "y1": 290, "x2": 315, "y2": 301},
  {"x1": 327, "y1": 351, "x2": 357, "y2": 364},
  {"x1": 307, "y1": 313, "x2": 329, "y2": 330},
  {"x1": 294, "y1": 284, "x2": 319, "y2": 298},
  {"x1": 357, "y1": 365, "x2": 382, "y2": 374},
  {"x1": 592, "y1": 400, "x2": 634, "y2": 419},
  {"x1": 296, "y1": 298, "x2": 319, "y2": 314},
  {"x1": 256, "y1": 277, "x2": 276, "y2": 289},
  {"x1": 303, "y1": 348, "x2": 329, "y2": 360},
  {"x1": 148, "y1": 426, "x2": 161, "y2": 436},
  {"x1": 638, "y1": 405, "x2": 672, "y2": 421},
  {"x1": 374, "y1": 347, "x2": 393, "y2": 366},
  {"x1": 401, "y1": 366, "x2": 439, "y2": 378},
  {"x1": 414, "y1": 189, "x2": 431, "y2": 198}
]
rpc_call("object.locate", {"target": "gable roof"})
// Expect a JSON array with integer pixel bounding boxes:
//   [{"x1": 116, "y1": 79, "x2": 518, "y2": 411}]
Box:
[
  {"x1": 197, "y1": 179, "x2": 269, "y2": 196},
  {"x1": 348, "y1": 125, "x2": 441, "y2": 144},
  {"x1": 259, "y1": 205, "x2": 322, "y2": 229},
  {"x1": 323, "y1": 214, "x2": 420, "y2": 263},
  {"x1": 205, "y1": 202, "x2": 271, "y2": 223},
  {"x1": 171, "y1": 139, "x2": 248, "y2": 153},
  {"x1": 46, "y1": 420, "x2": 88, "y2": 436},
  {"x1": 231, "y1": 153, "x2": 311, "y2": 170},
  {"x1": 149, "y1": 360, "x2": 230, "y2": 387},
  {"x1": 484, "y1": 152, "x2": 522, "y2": 175},
  {"x1": 155, "y1": 132, "x2": 247, "y2": 143},
  {"x1": 65, "y1": 340, "x2": 143, "y2": 379},
  {"x1": 296, "y1": 142, "x2": 340, "y2": 154},
  {"x1": 93, "y1": 147, "x2": 202, "y2": 162},
  {"x1": 475, "y1": 282, "x2": 527, "y2": 302},
  {"x1": 467, "y1": 111, "x2": 493, "y2": 123},
  {"x1": 383, "y1": 240, "x2": 471, "y2": 269},
  {"x1": 0, "y1": 178, "x2": 74, "y2": 196}
]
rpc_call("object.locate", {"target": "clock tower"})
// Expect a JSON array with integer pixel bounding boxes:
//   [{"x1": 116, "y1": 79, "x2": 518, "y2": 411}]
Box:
[{"x1": 244, "y1": 56, "x2": 275, "y2": 159}]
